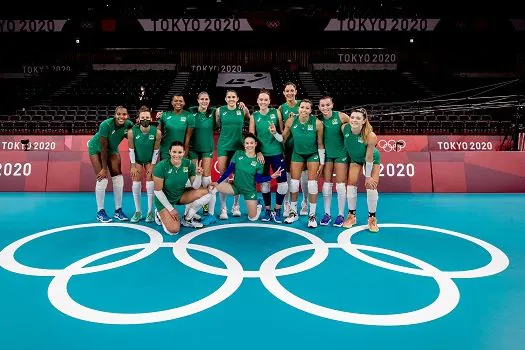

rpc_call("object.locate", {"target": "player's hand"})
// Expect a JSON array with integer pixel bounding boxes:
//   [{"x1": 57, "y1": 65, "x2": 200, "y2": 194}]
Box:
[
  {"x1": 130, "y1": 165, "x2": 139, "y2": 179},
  {"x1": 96, "y1": 168, "x2": 106, "y2": 181},
  {"x1": 365, "y1": 177, "x2": 378, "y2": 190},
  {"x1": 271, "y1": 166, "x2": 283, "y2": 179},
  {"x1": 145, "y1": 164, "x2": 153, "y2": 178},
  {"x1": 289, "y1": 112, "x2": 295, "y2": 120},
  {"x1": 317, "y1": 165, "x2": 324, "y2": 177},
  {"x1": 257, "y1": 152, "x2": 265, "y2": 164},
  {"x1": 196, "y1": 160, "x2": 203, "y2": 175},
  {"x1": 268, "y1": 122, "x2": 277, "y2": 134},
  {"x1": 238, "y1": 102, "x2": 246, "y2": 110},
  {"x1": 169, "y1": 209, "x2": 179, "y2": 222},
  {"x1": 155, "y1": 111, "x2": 163, "y2": 120}
]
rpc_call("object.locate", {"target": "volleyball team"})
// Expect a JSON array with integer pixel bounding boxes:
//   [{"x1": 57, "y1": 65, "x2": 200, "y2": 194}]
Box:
[{"x1": 87, "y1": 82, "x2": 381, "y2": 234}]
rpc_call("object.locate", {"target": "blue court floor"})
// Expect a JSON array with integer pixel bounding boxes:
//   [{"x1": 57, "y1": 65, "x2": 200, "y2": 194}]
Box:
[{"x1": 0, "y1": 192, "x2": 524, "y2": 350}]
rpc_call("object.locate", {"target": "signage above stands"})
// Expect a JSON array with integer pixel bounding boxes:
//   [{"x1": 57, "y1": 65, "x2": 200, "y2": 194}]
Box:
[
  {"x1": 324, "y1": 18, "x2": 441, "y2": 32},
  {"x1": 138, "y1": 18, "x2": 253, "y2": 32}
]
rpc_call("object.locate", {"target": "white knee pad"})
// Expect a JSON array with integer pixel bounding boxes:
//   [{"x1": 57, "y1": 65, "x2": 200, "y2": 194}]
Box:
[
  {"x1": 336, "y1": 183, "x2": 346, "y2": 195},
  {"x1": 290, "y1": 179, "x2": 300, "y2": 193},
  {"x1": 347, "y1": 185, "x2": 357, "y2": 199},
  {"x1": 322, "y1": 182, "x2": 332, "y2": 197},
  {"x1": 307, "y1": 180, "x2": 318, "y2": 195},
  {"x1": 260, "y1": 181, "x2": 271, "y2": 193},
  {"x1": 112, "y1": 175, "x2": 123, "y2": 187},
  {"x1": 277, "y1": 181, "x2": 288, "y2": 195},
  {"x1": 202, "y1": 176, "x2": 212, "y2": 187},
  {"x1": 96, "y1": 178, "x2": 108, "y2": 191}
]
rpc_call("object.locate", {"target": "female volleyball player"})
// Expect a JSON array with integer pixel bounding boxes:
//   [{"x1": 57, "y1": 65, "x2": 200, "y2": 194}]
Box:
[
  {"x1": 280, "y1": 99, "x2": 325, "y2": 228},
  {"x1": 210, "y1": 133, "x2": 284, "y2": 222},
  {"x1": 157, "y1": 94, "x2": 195, "y2": 160},
  {"x1": 277, "y1": 82, "x2": 309, "y2": 217},
  {"x1": 88, "y1": 105, "x2": 134, "y2": 223},
  {"x1": 341, "y1": 107, "x2": 380, "y2": 232},
  {"x1": 153, "y1": 141, "x2": 212, "y2": 235},
  {"x1": 318, "y1": 96, "x2": 351, "y2": 227},
  {"x1": 188, "y1": 91, "x2": 217, "y2": 224},
  {"x1": 249, "y1": 89, "x2": 288, "y2": 223},
  {"x1": 127, "y1": 106, "x2": 161, "y2": 223},
  {"x1": 215, "y1": 89, "x2": 252, "y2": 220}
]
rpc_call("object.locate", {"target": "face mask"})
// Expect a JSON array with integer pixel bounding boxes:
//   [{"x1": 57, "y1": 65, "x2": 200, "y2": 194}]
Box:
[{"x1": 140, "y1": 120, "x2": 150, "y2": 128}]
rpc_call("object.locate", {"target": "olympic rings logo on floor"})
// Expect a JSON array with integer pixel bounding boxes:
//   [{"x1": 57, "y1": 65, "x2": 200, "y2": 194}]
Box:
[{"x1": 0, "y1": 222, "x2": 509, "y2": 326}]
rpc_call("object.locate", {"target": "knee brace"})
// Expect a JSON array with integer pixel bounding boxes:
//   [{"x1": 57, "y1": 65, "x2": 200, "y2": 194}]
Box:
[
  {"x1": 95, "y1": 178, "x2": 108, "y2": 191},
  {"x1": 322, "y1": 182, "x2": 332, "y2": 197},
  {"x1": 290, "y1": 179, "x2": 300, "y2": 193},
  {"x1": 336, "y1": 182, "x2": 346, "y2": 195},
  {"x1": 260, "y1": 181, "x2": 271, "y2": 193},
  {"x1": 307, "y1": 180, "x2": 318, "y2": 195},
  {"x1": 277, "y1": 181, "x2": 288, "y2": 195}
]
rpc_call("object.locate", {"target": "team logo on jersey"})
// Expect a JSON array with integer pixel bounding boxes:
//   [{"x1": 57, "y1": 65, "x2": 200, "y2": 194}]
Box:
[
  {"x1": 257, "y1": 118, "x2": 261, "y2": 123},
  {"x1": 250, "y1": 161, "x2": 257, "y2": 166},
  {"x1": 239, "y1": 156, "x2": 244, "y2": 160},
  {"x1": 168, "y1": 169, "x2": 173, "y2": 174},
  {"x1": 332, "y1": 119, "x2": 339, "y2": 125},
  {"x1": 149, "y1": 135, "x2": 155, "y2": 140},
  {"x1": 181, "y1": 117, "x2": 186, "y2": 122},
  {"x1": 236, "y1": 111, "x2": 242, "y2": 116},
  {"x1": 313, "y1": 155, "x2": 319, "y2": 160},
  {"x1": 307, "y1": 125, "x2": 313, "y2": 131},
  {"x1": 270, "y1": 114, "x2": 276, "y2": 119},
  {"x1": 344, "y1": 133, "x2": 350, "y2": 137},
  {"x1": 136, "y1": 135, "x2": 140, "y2": 139},
  {"x1": 222, "y1": 112, "x2": 227, "y2": 116},
  {"x1": 167, "y1": 116, "x2": 172, "y2": 120},
  {"x1": 111, "y1": 130, "x2": 115, "y2": 134},
  {"x1": 293, "y1": 124, "x2": 298, "y2": 129},
  {"x1": 183, "y1": 167, "x2": 188, "y2": 173}
]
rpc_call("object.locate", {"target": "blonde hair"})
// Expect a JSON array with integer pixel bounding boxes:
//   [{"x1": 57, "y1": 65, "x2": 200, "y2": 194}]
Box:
[{"x1": 353, "y1": 108, "x2": 373, "y2": 143}]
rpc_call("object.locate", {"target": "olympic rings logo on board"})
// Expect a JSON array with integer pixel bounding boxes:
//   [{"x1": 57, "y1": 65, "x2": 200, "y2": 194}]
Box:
[
  {"x1": 377, "y1": 139, "x2": 406, "y2": 152},
  {"x1": 0, "y1": 222, "x2": 509, "y2": 326}
]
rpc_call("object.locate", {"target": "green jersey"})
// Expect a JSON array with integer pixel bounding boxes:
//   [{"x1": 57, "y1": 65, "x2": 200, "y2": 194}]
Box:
[
  {"x1": 232, "y1": 150, "x2": 264, "y2": 194},
  {"x1": 342, "y1": 124, "x2": 380, "y2": 164},
  {"x1": 88, "y1": 118, "x2": 133, "y2": 155},
  {"x1": 280, "y1": 100, "x2": 301, "y2": 150},
  {"x1": 189, "y1": 106, "x2": 216, "y2": 153},
  {"x1": 131, "y1": 124, "x2": 157, "y2": 164},
  {"x1": 158, "y1": 110, "x2": 195, "y2": 158},
  {"x1": 291, "y1": 115, "x2": 318, "y2": 155},
  {"x1": 253, "y1": 108, "x2": 283, "y2": 157},
  {"x1": 322, "y1": 111, "x2": 346, "y2": 159},
  {"x1": 153, "y1": 158, "x2": 196, "y2": 204},
  {"x1": 218, "y1": 106, "x2": 246, "y2": 151}
]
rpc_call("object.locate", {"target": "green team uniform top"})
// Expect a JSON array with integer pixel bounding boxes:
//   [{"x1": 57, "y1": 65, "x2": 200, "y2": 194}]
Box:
[
  {"x1": 280, "y1": 100, "x2": 301, "y2": 149},
  {"x1": 189, "y1": 106, "x2": 216, "y2": 153},
  {"x1": 290, "y1": 115, "x2": 318, "y2": 155},
  {"x1": 218, "y1": 106, "x2": 246, "y2": 151},
  {"x1": 342, "y1": 124, "x2": 380, "y2": 164},
  {"x1": 231, "y1": 150, "x2": 264, "y2": 195},
  {"x1": 153, "y1": 158, "x2": 196, "y2": 204},
  {"x1": 158, "y1": 110, "x2": 195, "y2": 157},
  {"x1": 88, "y1": 118, "x2": 134, "y2": 155},
  {"x1": 131, "y1": 124, "x2": 158, "y2": 164},
  {"x1": 322, "y1": 111, "x2": 346, "y2": 159},
  {"x1": 253, "y1": 108, "x2": 283, "y2": 157}
]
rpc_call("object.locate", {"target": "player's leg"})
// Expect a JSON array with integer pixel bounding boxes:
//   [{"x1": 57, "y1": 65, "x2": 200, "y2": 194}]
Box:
[
  {"x1": 156, "y1": 206, "x2": 181, "y2": 235},
  {"x1": 144, "y1": 163, "x2": 155, "y2": 222},
  {"x1": 89, "y1": 153, "x2": 111, "y2": 222},
  {"x1": 260, "y1": 158, "x2": 272, "y2": 222},
  {"x1": 306, "y1": 157, "x2": 320, "y2": 228},
  {"x1": 215, "y1": 182, "x2": 236, "y2": 220},
  {"x1": 130, "y1": 163, "x2": 143, "y2": 223},
  {"x1": 228, "y1": 151, "x2": 241, "y2": 217},
  {"x1": 299, "y1": 169, "x2": 309, "y2": 216},
  {"x1": 200, "y1": 152, "x2": 217, "y2": 225},
  {"x1": 108, "y1": 153, "x2": 128, "y2": 221},
  {"x1": 245, "y1": 198, "x2": 263, "y2": 221},
  {"x1": 333, "y1": 158, "x2": 349, "y2": 227},
  {"x1": 179, "y1": 188, "x2": 212, "y2": 228},
  {"x1": 284, "y1": 155, "x2": 303, "y2": 224},
  {"x1": 273, "y1": 155, "x2": 288, "y2": 223},
  {"x1": 366, "y1": 153, "x2": 381, "y2": 232},
  {"x1": 343, "y1": 163, "x2": 361, "y2": 228},
  {"x1": 283, "y1": 148, "x2": 293, "y2": 217},
  {"x1": 217, "y1": 150, "x2": 231, "y2": 219},
  {"x1": 320, "y1": 160, "x2": 334, "y2": 226}
]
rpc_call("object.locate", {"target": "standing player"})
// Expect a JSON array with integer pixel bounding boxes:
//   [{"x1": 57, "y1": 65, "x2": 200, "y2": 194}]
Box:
[
  {"x1": 278, "y1": 82, "x2": 309, "y2": 217},
  {"x1": 127, "y1": 106, "x2": 161, "y2": 223},
  {"x1": 318, "y1": 96, "x2": 351, "y2": 227},
  {"x1": 210, "y1": 133, "x2": 284, "y2": 221},
  {"x1": 249, "y1": 89, "x2": 288, "y2": 223},
  {"x1": 153, "y1": 141, "x2": 213, "y2": 235},
  {"x1": 341, "y1": 108, "x2": 380, "y2": 232},
  {"x1": 88, "y1": 105, "x2": 134, "y2": 223},
  {"x1": 215, "y1": 89, "x2": 251, "y2": 220},
  {"x1": 280, "y1": 99, "x2": 325, "y2": 228},
  {"x1": 188, "y1": 91, "x2": 217, "y2": 224},
  {"x1": 157, "y1": 94, "x2": 195, "y2": 160}
]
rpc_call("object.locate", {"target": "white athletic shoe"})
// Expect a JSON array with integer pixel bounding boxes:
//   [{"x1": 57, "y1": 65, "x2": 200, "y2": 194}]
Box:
[
  {"x1": 182, "y1": 217, "x2": 204, "y2": 228},
  {"x1": 300, "y1": 201, "x2": 309, "y2": 216},
  {"x1": 284, "y1": 210, "x2": 299, "y2": 224},
  {"x1": 231, "y1": 205, "x2": 241, "y2": 217},
  {"x1": 219, "y1": 208, "x2": 229, "y2": 220},
  {"x1": 154, "y1": 210, "x2": 162, "y2": 226},
  {"x1": 308, "y1": 215, "x2": 318, "y2": 228}
]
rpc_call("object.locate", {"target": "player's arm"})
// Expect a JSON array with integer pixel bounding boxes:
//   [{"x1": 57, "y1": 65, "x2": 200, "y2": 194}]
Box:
[
  {"x1": 282, "y1": 117, "x2": 294, "y2": 143},
  {"x1": 276, "y1": 109, "x2": 284, "y2": 132},
  {"x1": 242, "y1": 105, "x2": 251, "y2": 122},
  {"x1": 189, "y1": 161, "x2": 202, "y2": 189},
  {"x1": 151, "y1": 129, "x2": 161, "y2": 164},
  {"x1": 215, "y1": 107, "x2": 221, "y2": 129},
  {"x1": 339, "y1": 112, "x2": 350, "y2": 126},
  {"x1": 249, "y1": 115, "x2": 255, "y2": 134},
  {"x1": 316, "y1": 119, "x2": 325, "y2": 165},
  {"x1": 365, "y1": 132, "x2": 378, "y2": 176},
  {"x1": 184, "y1": 128, "x2": 194, "y2": 155},
  {"x1": 127, "y1": 129, "x2": 136, "y2": 165}
]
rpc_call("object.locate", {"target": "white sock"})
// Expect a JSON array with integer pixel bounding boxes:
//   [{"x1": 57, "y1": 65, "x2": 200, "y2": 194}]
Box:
[
  {"x1": 248, "y1": 204, "x2": 263, "y2": 221},
  {"x1": 367, "y1": 189, "x2": 378, "y2": 214},
  {"x1": 300, "y1": 170, "x2": 309, "y2": 204},
  {"x1": 202, "y1": 176, "x2": 216, "y2": 215},
  {"x1": 291, "y1": 201, "x2": 298, "y2": 213},
  {"x1": 336, "y1": 183, "x2": 346, "y2": 216},
  {"x1": 111, "y1": 175, "x2": 124, "y2": 210},
  {"x1": 285, "y1": 172, "x2": 291, "y2": 204},
  {"x1": 146, "y1": 181, "x2": 154, "y2": 213},
  {"x1": 186, "y1": 194, "x2": 211, "y2": 220},
  {"x1": 309, "y1": 203, "x2": 317, "y2": 216},
  {"x1": 322, "y1": 182, "x2": 332, "y2": 215},
  {"x1": 347, "y1": 185, "x2": 357, "y2": 211},
  {"x1": 95, "y1": 178, "x2": 108, "y2": 211},
  {"x1": 132, "y1": 181, "x2": 141, "y2": 213}
]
